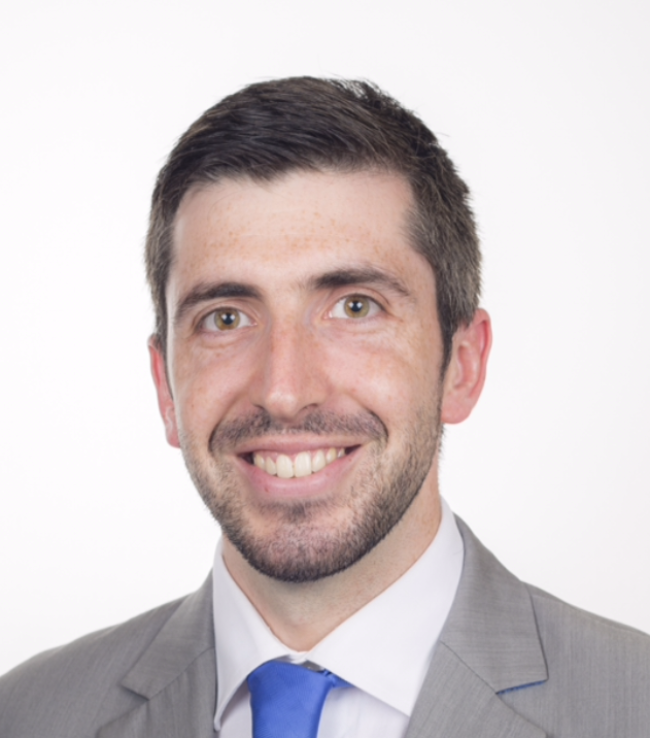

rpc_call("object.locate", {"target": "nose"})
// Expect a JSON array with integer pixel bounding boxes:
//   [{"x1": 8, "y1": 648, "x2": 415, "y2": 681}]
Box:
[{"x1": 249, "y1": 320, "x2": 329, "y2": 423}]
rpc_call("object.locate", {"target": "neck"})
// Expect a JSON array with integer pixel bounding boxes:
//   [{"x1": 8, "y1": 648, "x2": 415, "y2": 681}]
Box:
[{"x1": 222, "y1": 477, "x2": 441, "y2": 652}]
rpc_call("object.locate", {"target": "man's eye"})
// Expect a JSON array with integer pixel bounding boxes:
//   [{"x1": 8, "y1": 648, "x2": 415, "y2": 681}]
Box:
[
  {"x1": 330, "y1": 295, "x2": 380, "y2": 319},
  {"x1": 202, "y1": 308, "x2": 252, "y2": 332}
]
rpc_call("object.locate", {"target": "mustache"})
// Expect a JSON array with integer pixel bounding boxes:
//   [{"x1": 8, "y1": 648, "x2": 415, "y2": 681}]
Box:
[{"x1": 210, "y1": 409, "x2": 388, "y2": 450}]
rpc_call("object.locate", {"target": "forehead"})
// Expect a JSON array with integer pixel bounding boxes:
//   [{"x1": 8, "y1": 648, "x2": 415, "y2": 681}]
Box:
[{"x1": 169, "y1": 170, "x2": 430, "y2": 299}]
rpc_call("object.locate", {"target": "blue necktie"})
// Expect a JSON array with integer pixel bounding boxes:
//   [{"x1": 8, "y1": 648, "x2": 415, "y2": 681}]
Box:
[{"x1": 247, "y1": 660, "x2": 349, "y2": 738}]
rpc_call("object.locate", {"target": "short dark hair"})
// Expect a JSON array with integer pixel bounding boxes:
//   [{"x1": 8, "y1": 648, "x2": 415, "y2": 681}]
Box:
[{"x1": 145, "y1": 77, "x2": 481, "y2": 363}]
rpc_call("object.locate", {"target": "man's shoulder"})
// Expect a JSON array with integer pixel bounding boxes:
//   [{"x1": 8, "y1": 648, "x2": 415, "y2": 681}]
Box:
[
  {"x1": 526, "y1": 581, "x2": 650, "y2": 671},
  {"x1": 456, "y1": 516, "x2": 650, "y2": 664},
  {"x1": 506, "y1": 583, "x2": 650, "y2": 734},
  {"x1": 0, "y1": 595, "x2": 187, "y2": 737},
  {"x1": 440, "y1": 518, "x2": 650, "y2": 736}
]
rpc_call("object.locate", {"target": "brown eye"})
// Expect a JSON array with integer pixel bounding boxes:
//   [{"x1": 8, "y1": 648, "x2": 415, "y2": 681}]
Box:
[
  {"x1": 204, "y1": 308, "x2": 252, "y2": 332},
  {"x1": 330, "y1": 295, "x2": 380, "y2": 321},
  {"x1": 215, "y1": 310, "x2": 240, "y2": 330},
  {"x1": 343, "y1": 296, "x2": 371, "y2": 318}
]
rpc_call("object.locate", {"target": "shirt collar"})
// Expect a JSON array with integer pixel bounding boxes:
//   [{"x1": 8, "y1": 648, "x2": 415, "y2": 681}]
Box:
[{"x1": 212, "y1": 497, "x2": 463, "y2": 728}]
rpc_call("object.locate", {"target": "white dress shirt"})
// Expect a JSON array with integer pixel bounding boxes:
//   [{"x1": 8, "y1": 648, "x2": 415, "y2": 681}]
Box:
[{"x1": 212, "y1": 498, "x2": 464, "y2": 738}]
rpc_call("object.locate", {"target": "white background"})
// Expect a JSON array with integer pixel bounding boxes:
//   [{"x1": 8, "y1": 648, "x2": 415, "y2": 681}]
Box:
[{"x1": 1, "y1": 0, "x2": 649, "y2": 676}]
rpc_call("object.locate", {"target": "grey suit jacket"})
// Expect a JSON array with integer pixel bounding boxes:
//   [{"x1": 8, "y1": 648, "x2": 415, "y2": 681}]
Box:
[{"x1": 2, "y1": 519, "x2": 649, "y2": 737}]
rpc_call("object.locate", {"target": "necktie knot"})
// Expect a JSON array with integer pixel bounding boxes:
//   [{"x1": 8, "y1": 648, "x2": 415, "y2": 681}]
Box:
[{"x1": 247, "y1": 660, "x2": 349, "y2": 738}]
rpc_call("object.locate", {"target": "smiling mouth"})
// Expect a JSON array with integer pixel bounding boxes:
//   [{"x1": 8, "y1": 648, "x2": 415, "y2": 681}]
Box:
[{"x1": 246, "y1": 447, "x2": 354, "y2": 478}]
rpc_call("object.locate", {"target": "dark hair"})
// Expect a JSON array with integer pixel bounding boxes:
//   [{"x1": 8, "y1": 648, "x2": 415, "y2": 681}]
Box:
[{"x1": 145, "y1": 77, "x2": 481, "y2": 363}]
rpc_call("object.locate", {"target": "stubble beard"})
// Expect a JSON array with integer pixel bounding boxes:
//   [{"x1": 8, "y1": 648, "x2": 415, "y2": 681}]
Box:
[{"x1": 180, "y1": 403, "x2": 441, "y2": 583}]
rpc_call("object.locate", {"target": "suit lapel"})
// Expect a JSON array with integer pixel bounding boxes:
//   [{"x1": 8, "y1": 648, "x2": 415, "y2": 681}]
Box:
[
  {"x1": 405, "y1": 518, "x2": 548, "y2": 738},
  {"x1": 98, "y1": 576, "x2": 217, "y2": 738},
  {"x1": 405, "y1": 644, "x2": 545, "y2": 738}
]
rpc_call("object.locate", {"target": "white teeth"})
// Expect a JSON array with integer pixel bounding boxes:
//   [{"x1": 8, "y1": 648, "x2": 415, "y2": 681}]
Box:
[
  {"x1": 251, "y1": 447, "x2": 346, "y2": 478},
  {"x1": 294, "y1": 451, "x2": 312, "y2": 477},
  {"x1": 312, "y1": 449, "x2": 326, "y2": 472},
  {"x1": 276, "y1": 454, "x2": 294, "y2": 479}
]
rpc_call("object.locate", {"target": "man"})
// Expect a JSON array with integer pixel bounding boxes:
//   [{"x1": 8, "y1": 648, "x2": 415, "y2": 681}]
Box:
[{"x1": 1, "y1": 77, "x2": 648, "y2": 737}]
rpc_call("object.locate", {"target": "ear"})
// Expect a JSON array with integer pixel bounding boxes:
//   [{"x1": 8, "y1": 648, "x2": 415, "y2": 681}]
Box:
[
  {"x1": 440, "y1": 308, "x2": 492, "y2": 424},
  {"x1": 148, "y1": 335, "x2": 181, "y2": 448}
]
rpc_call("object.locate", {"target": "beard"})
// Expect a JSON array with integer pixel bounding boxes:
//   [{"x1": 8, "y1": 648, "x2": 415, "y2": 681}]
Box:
[{"x1": 179, "y1": 402, "x2": 441, "y2": 584}]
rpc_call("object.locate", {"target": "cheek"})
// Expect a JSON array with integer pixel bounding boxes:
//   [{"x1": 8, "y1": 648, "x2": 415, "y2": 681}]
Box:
[
  {"x1": 171, "y1": 346, "x2": 258, "y2": 434},
  {"x1": 325, "y1": 332, "x2": 438, "y2": 415}
]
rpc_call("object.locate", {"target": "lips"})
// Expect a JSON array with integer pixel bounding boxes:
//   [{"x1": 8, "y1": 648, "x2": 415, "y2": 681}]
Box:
[{"x1": 252, "y1": 447, "x2": 346, "y2": 478}]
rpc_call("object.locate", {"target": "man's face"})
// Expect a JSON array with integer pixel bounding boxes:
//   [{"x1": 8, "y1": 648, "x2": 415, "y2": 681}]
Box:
[{"x1": 151, "y1": 170, "x2": 468, "y2": 582}]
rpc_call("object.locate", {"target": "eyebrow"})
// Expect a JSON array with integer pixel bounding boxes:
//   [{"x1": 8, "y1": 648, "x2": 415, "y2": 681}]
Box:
[
  {"x1": 174, "y1": 282, "x2": 263, "y2": 326},
  {"x1": 307, "y1": 266, "x2": 412, "y2": 298}
]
